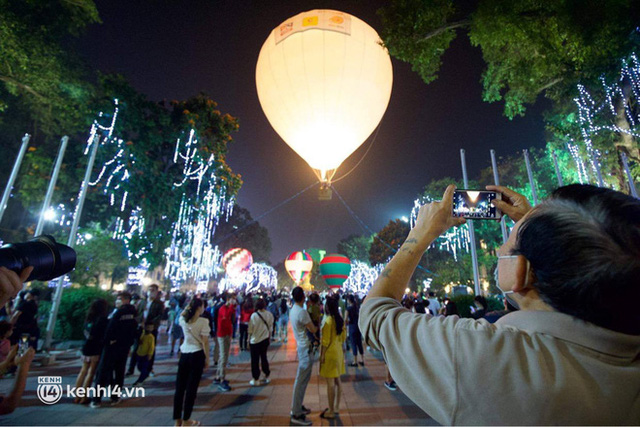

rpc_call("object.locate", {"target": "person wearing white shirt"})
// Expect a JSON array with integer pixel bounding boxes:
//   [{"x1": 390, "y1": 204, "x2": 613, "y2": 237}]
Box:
[
  {"x1": 173, "y1": 299, "x2": 209, "y2": 427},
  {"x1": 426, "y1": 292, "x2": 441, "y2": 316},
  {"x1": 248, "y1": 298, "x2": 274, "y2": 386}
]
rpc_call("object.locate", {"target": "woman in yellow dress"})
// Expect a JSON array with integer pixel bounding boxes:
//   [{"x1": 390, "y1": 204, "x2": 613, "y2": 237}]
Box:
[{"x1": 319, "y1": 296, "x2": 346, "y2": 419}]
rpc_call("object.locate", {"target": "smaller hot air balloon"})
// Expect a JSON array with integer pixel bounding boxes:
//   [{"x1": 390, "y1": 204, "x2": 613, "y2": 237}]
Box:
[
  {"x1": 285, "y1": 251, "x2": 314, "y2": 284},
  {"x1": 221, "y1": 248, "x2": 253, "y2": 279},
  {"x1": 320, "y1": 254, "x2": 351, "y2": 292}
]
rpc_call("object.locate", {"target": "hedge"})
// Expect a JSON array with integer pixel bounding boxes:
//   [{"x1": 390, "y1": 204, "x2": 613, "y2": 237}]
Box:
[{"x1": 38, "y1": 287, "x2": 115, "y2": 341}]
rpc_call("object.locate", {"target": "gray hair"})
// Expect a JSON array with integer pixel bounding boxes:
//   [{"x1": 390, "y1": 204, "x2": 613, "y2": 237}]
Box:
[{"x1": 513, "y1": 193, "x2": 640, "y2": 335}]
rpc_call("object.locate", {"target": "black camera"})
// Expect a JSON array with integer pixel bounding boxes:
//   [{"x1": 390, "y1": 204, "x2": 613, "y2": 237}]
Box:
[{"x1": 0, "y1": 235, "x2": 76, "y2": 282}]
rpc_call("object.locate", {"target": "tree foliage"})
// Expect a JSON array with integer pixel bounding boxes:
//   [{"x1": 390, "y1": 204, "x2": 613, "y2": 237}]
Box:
[
  {"x1": 70, "y1": 223, "x2": 129, "y2": 287},
  {"x1": 337, "y1": 234, "x2": 373, "y2": 264},
  {"x1": 369, "y1": 219, "x2": 410, "y2": 266},
  {"x1": 89, "y1": 75, "x2": 243, "y2": 267},
  {"x1": 0, "y1": 0, "x2": 99, "y2": 139},
  {"x1": 379, "y1": 0, "x2": 640, "y2": 118},
  {"x1": 214, "y1": 206, "x2": 272, "y2": 264}
]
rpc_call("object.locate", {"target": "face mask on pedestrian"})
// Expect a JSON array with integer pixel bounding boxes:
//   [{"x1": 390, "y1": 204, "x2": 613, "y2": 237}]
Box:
[
  {"x1": 494, "y1": 255, "x2": 531, "y2": 311},
  {"x1": 115, "y1": 298, "x2": 123, "y2": 309}
]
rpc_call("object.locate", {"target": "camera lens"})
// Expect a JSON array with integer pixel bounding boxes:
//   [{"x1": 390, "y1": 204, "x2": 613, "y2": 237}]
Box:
[{"x1": 0, "y1": 235, "x2": 76, "y2": 282}]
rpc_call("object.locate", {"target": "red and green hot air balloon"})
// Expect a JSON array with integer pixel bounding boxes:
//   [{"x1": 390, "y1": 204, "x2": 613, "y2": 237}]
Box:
[
  {"x1": 285, "y1": 251, "x2": 314, "y2": 284},
  {"x1": 320, "y1": 254, "x2": 351, "y2": 292},
  {"x1": 221, "y1": 248, "x2": 253, "y2": 279}
]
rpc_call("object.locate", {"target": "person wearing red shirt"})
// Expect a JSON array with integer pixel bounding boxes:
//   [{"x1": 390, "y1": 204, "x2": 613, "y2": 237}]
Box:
[
  {"x1": 214, "y1": 293, "x2": 236, "y2": 392},
  {"x1": 239, "y1": 298, "x2": 254, "y2": 351}
]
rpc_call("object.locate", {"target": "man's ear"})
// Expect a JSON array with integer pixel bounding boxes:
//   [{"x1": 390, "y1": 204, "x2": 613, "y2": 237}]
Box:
[{"x1": 512, "y1": 255, "x2": 532, "y2": 293}]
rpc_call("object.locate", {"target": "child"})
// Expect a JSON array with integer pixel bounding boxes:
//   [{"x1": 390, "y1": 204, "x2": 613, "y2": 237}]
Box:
[
  {"x1": 133, "y1": 322, "x2": 155, "y2": 386},
  {"x1": 0, "y1": 321, "x2": 13, "y2": 363}
]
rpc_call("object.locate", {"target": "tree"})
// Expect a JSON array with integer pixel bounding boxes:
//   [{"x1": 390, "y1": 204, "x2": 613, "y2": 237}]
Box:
[
  {"x1": 378, "y1": 0, "x2": 640, "y2": 118},
  {"x1": 380, "y1": 1, "x2": 640, "y2": 196},
  {"x1": 419, "y1": 249, "x2": 474, "y2": 292},
  {"x1": 7, "y1": 74, "x2": 244, "y2": 278},
  {"x1": 70, "y1": 223, "x2": 129, "y2": 287},
  {"x1": 67, "y1": 75, "x2": 242, "y2": 268},
  {"x1": 337, "y1": 234, "x2": 373, "y2": 264},
  {"x1": 0, "y1": 0, "x2": 99, "y2": 141},
  {"x1": 214, "y1": 206, "x2": 272, "y2": 263},
  {"x1": 369, "y1": 219, "x2": 410, "y2": 266}
]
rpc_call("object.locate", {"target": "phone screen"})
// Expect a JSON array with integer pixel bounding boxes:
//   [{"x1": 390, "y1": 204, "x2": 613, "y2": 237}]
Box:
[{"x1": 453, "y1": 190, "x2": 501, "y2": 219}]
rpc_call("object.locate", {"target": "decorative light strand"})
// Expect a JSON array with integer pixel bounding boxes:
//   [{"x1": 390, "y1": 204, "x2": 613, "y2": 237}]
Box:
[
  {"x1": 217, "y1": 263, "x2": 278, "y2": 293},
  {"x1": 410, "y1": 196, "x2": 470, "y2": 260},
  {"x1": 164, "y1": 130, "x2": 235, "y2": 286},
  {"x1": 343, "y1": 260, "x2": 385, "y2": 294},
  {"x1": 572, "y1": 53, "x2": 640, "y2": 185}
]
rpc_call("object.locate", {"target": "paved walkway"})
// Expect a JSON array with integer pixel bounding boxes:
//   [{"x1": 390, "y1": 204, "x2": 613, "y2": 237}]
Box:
[{"x1": 0, "y1": 328, "x2": 439, "y2": 426}]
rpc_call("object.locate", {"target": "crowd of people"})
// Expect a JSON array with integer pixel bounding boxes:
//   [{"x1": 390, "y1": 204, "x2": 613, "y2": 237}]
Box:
[
  {"x1": 65, "y1": 282, "x2": 388, "y2": 425},
  {"x1": 0, "y1": 183, "x2": 637, "y2": 425},
  {"x1": 27, "y1": 278, "x2": 380, "y2": 425},
  {"x1": 0, "y1": 264, "x2": 512, "y2": 423}
]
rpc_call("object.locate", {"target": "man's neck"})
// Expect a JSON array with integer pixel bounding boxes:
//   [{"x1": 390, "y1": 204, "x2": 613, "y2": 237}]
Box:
[
  {"x1": 295, "y1": 301, "x2": 303, "y2": 307},
  {"x1": 516, "y1": 289, "x2": 555, "y2": 312}
]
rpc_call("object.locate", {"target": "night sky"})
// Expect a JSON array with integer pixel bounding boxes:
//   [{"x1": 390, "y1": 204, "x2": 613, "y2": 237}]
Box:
[{"x1": 78, "y1": 0, "x2": 548, "y2": 263}]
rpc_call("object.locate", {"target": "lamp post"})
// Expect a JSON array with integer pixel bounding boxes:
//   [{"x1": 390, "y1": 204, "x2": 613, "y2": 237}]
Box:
[
  {"x1": 523, "y1": 149, "x2": 539, "y2": 205},
  {"x1": 460, "y1": 149, "x2": 481, "y2": 296},
  {"x1": 0, "y1": 134, "x2": 30, "y2": 225},
  {"x1": 490, "y1": 149, "x2": 508, "y2": 244},
  {"x1": 44, "y1": 132, "x2": 100, "y2": 350},
  {"x1": 34, "y1": 136, "x2": 69, "y2": 236}
]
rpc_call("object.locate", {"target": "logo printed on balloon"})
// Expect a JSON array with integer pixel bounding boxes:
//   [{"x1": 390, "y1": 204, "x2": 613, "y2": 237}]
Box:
[
  {"x1": 320, "y1": 254, "x2": 351, "y2": 291},
  {"x1": 303, "y1": 16, "x2": 318, "y2": 27},
  {"x1": 280, "y1": 23, "x2": 293, "y2": 37}
]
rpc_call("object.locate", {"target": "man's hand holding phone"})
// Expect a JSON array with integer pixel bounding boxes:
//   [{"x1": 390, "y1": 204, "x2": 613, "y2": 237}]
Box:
[
  {"x1": 485, "y1": 185, "x2": 532, "y2": 222},
  {"x1": 413, "y1": 185, "x2": 466, "y2": 245}
]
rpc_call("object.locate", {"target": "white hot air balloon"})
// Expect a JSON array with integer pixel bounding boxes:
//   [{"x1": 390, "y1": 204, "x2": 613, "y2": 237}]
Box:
[{"x1": 256, "y1": 10, "x2": 393, "y2": 191}]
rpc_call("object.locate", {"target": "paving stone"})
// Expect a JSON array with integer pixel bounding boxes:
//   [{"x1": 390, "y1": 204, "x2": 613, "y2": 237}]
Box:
[{"x1": 0, "y1": 325, "x2": 439, "y2": 425}]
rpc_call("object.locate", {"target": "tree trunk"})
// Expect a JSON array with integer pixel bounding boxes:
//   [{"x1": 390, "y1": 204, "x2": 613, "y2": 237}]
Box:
[
  {"x1": 614, "y1": 77, "x2": 639, "y2": 162},
  {"x1": 615, "y1": 154, "x2": 628, "y2": 194}
]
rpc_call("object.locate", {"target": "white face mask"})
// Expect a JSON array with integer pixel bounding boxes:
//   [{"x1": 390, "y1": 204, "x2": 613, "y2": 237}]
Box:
[
  {"x1": 115, "y1": 298, "x2": 123, "y2": 309},
  {"x1": 495, "y1": 255, "x2": 530, "y2": 311}
]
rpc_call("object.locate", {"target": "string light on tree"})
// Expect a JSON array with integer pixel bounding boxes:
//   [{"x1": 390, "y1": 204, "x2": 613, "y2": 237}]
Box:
[
  {"x1": 571, "y1": 53, "x2": 640, "y2": 185},
  {"x1": 126, "y1": 261, "x2": 149, "y2": 286},
  {"x1": 410, "y1": 197, "x2": 470, "y2": 260},
  {"x1": 245, "y1": 263, "x2": 278, "y2": 293},
  {"x1": 343, "y1": 261, "x2": 384, "y2": 294},
  {"x1": 164, "y1": 130, "x2": 235, "y2": 286},
  {"x1": 217, "y1": 263, "x2": 277, "y2": 293}
]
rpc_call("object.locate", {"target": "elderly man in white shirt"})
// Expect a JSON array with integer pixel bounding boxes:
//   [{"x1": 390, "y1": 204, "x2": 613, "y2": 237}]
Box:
[
  {"x1": 359, "y1": 184, "x2": 640, "y2": 425},
  {"x1": 248, "y1": 298, "x2": 274, "y2": 387}
]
